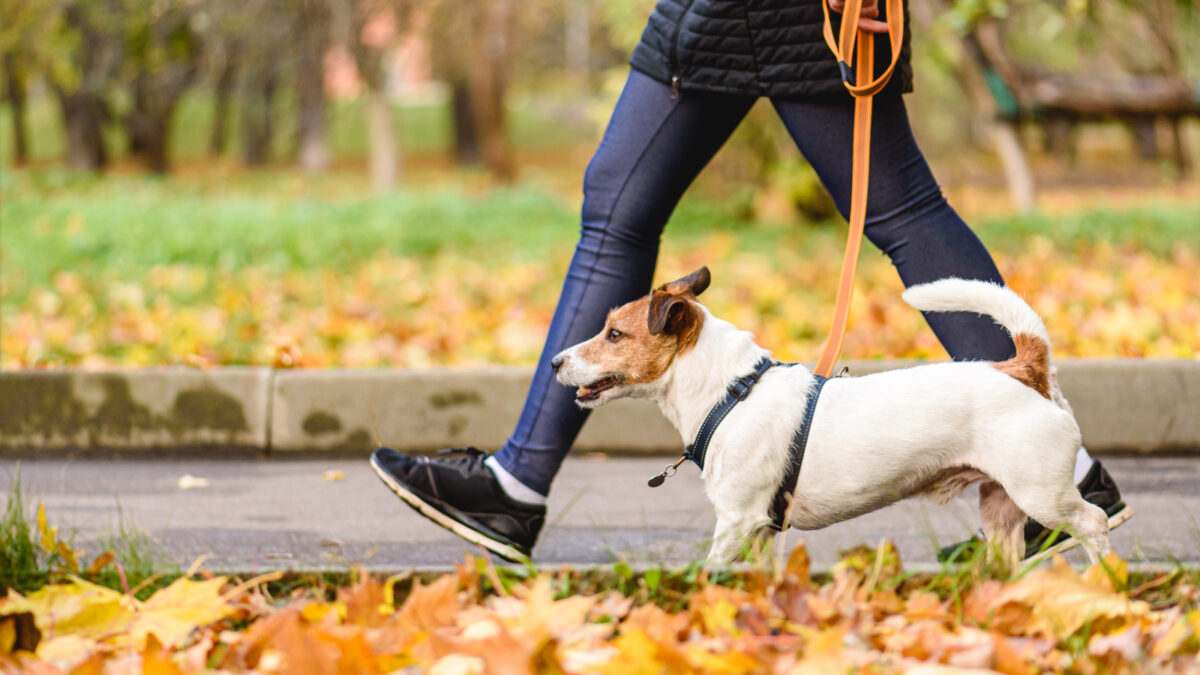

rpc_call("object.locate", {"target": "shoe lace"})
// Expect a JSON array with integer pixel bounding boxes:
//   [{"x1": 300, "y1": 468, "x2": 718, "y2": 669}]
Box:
[{"x1": 433, "y1": 446, "x2": 488, "y2": 470}]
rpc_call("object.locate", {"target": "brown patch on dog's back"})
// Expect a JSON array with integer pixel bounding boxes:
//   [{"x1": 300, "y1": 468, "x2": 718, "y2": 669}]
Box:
[{"x1": 993, "y1": 334, "x2": 1051, "y2": 399}]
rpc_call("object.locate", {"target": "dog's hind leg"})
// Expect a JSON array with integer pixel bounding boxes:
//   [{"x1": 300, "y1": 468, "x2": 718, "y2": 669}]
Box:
[
  {"x1": 1061, "y1": 499, "x2": 1111, "y2": 563},
  {"x1": 979, "y1": 409, "x2": 1112, "y2": 564},
  {"x1": 1000, "y1": 483, "x2": 1112, "y2": 564},
  {"x1": 979, "y1": 480, "x2": 1026, "y2": 572}
]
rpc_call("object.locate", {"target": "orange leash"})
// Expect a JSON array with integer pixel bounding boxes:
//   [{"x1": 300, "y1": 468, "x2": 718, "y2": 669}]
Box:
[{"x1": 813, "y1": 0, "x2": 905, "y2": 378}]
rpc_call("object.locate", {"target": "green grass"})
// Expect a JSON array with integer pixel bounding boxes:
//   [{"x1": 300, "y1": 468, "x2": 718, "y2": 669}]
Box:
[
  {"x1": 0, "y1": 172, "x2": 581, "y2": 306},
  {"x1": 3, "y1": 167, "x2": 1198, "y2": 308},
  {"x1": 972, "y1": 204, "x2": 1200, "y2": 255},
  {"x1": 0, "y1": 474, "x2": 179, "y2": 598},
  {"x1": 0, "y1": 472, "x2": 46, "y2": 594}
]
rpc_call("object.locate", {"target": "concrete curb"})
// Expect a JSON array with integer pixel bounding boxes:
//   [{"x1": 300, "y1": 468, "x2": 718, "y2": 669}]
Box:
[
  {"x1": 2, "y1": 359, "x2": 1198, "y2": 456},
  {"x1": 0, "y1": 368, "x2": 271, "y2": 454},
  {"x1": 270, "y1": 367, "x2": 678, "y2": 454}
]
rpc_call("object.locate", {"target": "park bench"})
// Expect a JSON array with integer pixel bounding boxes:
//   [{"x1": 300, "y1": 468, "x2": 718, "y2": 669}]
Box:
[{"x1": 984, "y1": 66, "x2": 1199, "y2": 172}]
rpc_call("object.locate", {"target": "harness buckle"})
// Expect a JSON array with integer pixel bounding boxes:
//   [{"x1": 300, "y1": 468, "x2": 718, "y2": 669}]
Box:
[{"x1": 728, "y1": 377, "x2": 753, "y2": 401}]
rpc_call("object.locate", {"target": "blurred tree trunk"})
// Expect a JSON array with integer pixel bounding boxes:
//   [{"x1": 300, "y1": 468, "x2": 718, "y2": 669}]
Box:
[
  {"x1": 430, "y1": 0, "x2": 513, "y2": 178},
  {"x1": 55, "y1": 89, "x2": 108, "y2": 171},
  {"x1": 467, "y1": 1, "x2": 515, "y2": 182},
  {"x1": 296, "y1": 0, "x2": 330, "y2": 173},
  {"x1": 333, "y1": 0, "x2": 411, "y2": 192},
  {"x1": 241, "y1": 63, "x2": 279, "y2": 167},
  {"x1": 364, "y1": 89, "x2": 396, "y2": 190},
  {"x1": 450, "y1": 79, "x2": 481, "y2": 165},
  {"x1": 123, "y1": 46, "x2": 200, "y2": 174},
  {"x1": 960, "y1": 23, "x2": 1034, "y2": 212},
  {"x1": 565, "y1": 0, "x2": 590, "y2": 79},
  {"x1": 124, "y1": 75, "x2": 173, "y2": 172},
  {"x1": 124, "y1": 77, "x2": 190, "y2": 174},
  {"x1": 47, "y1": 4, "x2": 118, "y2": 172},
  {"x1": 2, "y1": 52, "x2": 29, "y2": 166},
  {"x1": 209, "y1": 53, "x2": 239, "y2": 157}
]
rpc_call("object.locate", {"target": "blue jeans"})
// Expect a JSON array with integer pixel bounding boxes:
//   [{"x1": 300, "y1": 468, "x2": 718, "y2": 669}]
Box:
[{"x1": 493, "y1": 69, "x2": 1014, "y2": 495}]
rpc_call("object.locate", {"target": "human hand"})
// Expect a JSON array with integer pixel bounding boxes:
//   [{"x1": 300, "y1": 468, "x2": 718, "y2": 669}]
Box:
[{"x1": 827, "y1": 0, "x2": 890, "y2": 33}]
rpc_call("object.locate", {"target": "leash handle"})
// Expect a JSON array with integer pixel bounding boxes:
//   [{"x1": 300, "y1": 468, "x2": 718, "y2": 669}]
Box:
[
  {"x1": 820, "y1": 0, "x2": 905, "y2": 99},
  {"x1": 814, "y1": 0, "x2": 904, "y2": 378}
]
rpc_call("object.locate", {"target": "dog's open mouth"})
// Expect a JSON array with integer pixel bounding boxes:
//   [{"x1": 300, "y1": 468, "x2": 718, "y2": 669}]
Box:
[{"x1": 576, "y1": 375, "x2": 623, "y2": 402}]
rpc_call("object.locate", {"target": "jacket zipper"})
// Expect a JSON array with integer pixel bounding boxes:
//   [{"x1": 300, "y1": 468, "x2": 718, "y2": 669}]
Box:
[{"x1": 668, "y1": 0, "x2": 699, "y2": 99}]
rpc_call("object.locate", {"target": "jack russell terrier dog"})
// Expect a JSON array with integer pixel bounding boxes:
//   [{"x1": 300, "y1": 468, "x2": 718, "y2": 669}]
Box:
[{"x1": 551, "y1": 267, "x2": 1112, "y2": 568}]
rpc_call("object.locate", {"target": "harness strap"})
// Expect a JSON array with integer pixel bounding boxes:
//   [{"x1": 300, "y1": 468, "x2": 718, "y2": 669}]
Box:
[
  {"x1": 684, "y1": 357, "x2": 776, "y2": 470},
  {"x1": 813, "y1": 0, "x2": 905, "y2": 378},
  {"x1": 769, "y1": 374, "x2": 829, "y2": 532}
]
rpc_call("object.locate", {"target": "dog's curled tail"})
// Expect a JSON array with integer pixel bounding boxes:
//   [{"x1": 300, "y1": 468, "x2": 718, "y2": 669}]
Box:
[{"x1": 902, "y1": 278, "x2": 1060, "y2": 403}]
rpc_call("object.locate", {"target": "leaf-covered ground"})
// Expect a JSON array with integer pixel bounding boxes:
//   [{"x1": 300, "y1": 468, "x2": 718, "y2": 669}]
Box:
[
  {"x1": 5, "y1": 488, "x2": 1197, "y2": 673},
  {"x1": 3, "y1": 545, "x2": 1200, "y2": 674},
  {"x1": 4, "y1": 171, "x2": 1199, "y2": 369}
]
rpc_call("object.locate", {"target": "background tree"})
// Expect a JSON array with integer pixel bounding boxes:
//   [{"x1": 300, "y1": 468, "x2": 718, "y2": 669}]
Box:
[
  {"x1": 428, "y1": 0, "x2": 516, "y2": 181},
  {"x1": 232, "y1": 0, "x2": 295, "y2": 167},
  {"x1": 295, "y1": 0, "x2": 332, "y2": 173},
  {"x1": 118, "y1": 0, "x2": 203, "y2": 173},
  {"x1": 199, "y1": 0, "x2": 245, "y2": 159},
  {"x1": 332, "y1": 0, "x2": 418, "y2": 192},
  {"x1": 38, "y1": 0, "x2": 123, "y2": 171},
  {"x1": 0, "y1": 0, "x2": 47, "y2": 166}
]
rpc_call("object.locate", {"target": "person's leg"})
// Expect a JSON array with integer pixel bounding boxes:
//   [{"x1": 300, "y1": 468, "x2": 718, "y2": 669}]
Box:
[
  {"x1": 770, "y1": 95, "x2": 1127, "y2": 558},
  {"x1": 491, "y1": 71, "x2": 756, "y2": 496},
  {"x1": 373, "y1": 72, "x2": 754, "y2": 561},
  {"x1": 771, "y1": 95, "x2": 1014, "y2": 361}
]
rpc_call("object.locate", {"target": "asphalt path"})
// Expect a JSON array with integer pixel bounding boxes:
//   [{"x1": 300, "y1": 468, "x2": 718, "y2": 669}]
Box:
[{"x1": 3, "y1": 456, "x2": 1197, "y2": 571}]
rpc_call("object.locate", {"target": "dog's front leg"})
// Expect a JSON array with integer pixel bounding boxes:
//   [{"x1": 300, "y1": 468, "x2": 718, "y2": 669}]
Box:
[{"x1": 707, "y1": 513, "x2": 764, "y2": 564}]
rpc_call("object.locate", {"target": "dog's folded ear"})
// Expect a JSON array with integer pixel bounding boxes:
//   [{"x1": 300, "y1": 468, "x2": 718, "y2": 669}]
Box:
[
  {"x1": 648, "y1": 291, "x2": 696, "y2": 336},
  {"x1": 656, "y1": 266, "x2": 711, "y2": 297}
]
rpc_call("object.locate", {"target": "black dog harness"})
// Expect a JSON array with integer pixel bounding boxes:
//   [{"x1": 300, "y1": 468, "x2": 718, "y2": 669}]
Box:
[{"x1": 647, "y1": 356, "x2": 830, "y2": 532}]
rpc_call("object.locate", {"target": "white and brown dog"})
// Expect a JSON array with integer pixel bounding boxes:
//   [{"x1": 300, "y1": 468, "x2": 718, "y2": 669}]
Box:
[{"x1": 552, "y1": 267, "x2": 1112, "y2": 567}]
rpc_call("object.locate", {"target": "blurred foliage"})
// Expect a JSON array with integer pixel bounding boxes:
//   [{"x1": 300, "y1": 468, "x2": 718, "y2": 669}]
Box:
[
  {"x1": 2, "y1": 0, "x2": 1198, "y2": 372},
  {"x1": 2, "y1": 0, "x2": 1195, "y2": 175},
  {"x1": 3, "y1": 170, "x2": 1198, "y2": 368}
]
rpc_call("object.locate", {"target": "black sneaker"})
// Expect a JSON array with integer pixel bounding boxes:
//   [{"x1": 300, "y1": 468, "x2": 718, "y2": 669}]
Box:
[
  {"x1": 370, "y1": 446, "x2": 545, "y2": 564},
  {"x1": 938, "y1": 459, "x2": 1133, "y2": 563}
]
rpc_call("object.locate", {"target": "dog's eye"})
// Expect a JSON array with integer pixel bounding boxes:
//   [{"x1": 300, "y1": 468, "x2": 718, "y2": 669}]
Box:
[{"x1": 607, "y1": 329, "x2": 623, "y2": 343}]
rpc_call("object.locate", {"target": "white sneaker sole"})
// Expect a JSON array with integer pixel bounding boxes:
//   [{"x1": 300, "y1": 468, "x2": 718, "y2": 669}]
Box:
[
  {"x1": 370, "y1": 454, "x2": 532, "y2": 566},
  {"x1": 1023, "y1": 504, "x2": 1134, "y2": 568}
]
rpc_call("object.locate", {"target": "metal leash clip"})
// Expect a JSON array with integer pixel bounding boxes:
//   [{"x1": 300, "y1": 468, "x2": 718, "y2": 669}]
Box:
[{"x1": 648, "y1": 455, "x2": 688, "y2": 487}]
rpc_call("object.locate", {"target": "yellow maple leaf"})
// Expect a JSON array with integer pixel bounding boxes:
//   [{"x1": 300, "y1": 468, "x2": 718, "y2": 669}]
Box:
[
  {"x1": 596, "y1": 627, "x2": 690, "y2": 675},
  {"x1": 3, "y1": 578, "x2": 136, "y2": 644},
  {"x1": 1081, "y1": 552, "x2": 1128, "y2": 592},
  {"x1": 681, "y1": 642, "x2": 761, "y2": 674},
  {"x1": 129, "y1": 576, "x2": 235, "y2": 649},
  {"x1": 34, "y1": 633, "x2": 101, "y2": 665},
  {"x1": 990, "y1": 558, "x2": 1149, "y2": 639},
  {"x1": 300, "y1": 600, "x2": 347, "y2": 625}
]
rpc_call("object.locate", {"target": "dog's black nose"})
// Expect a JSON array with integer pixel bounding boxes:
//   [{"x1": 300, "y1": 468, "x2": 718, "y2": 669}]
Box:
[{"x1": 550, "y1": 355, "x2": 564, "y2": 373}]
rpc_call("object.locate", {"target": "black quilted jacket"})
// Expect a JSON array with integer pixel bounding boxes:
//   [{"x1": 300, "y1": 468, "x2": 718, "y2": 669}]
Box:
[{"x1": 629, "y1": 0, "x2": 912, "y2": 100}]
